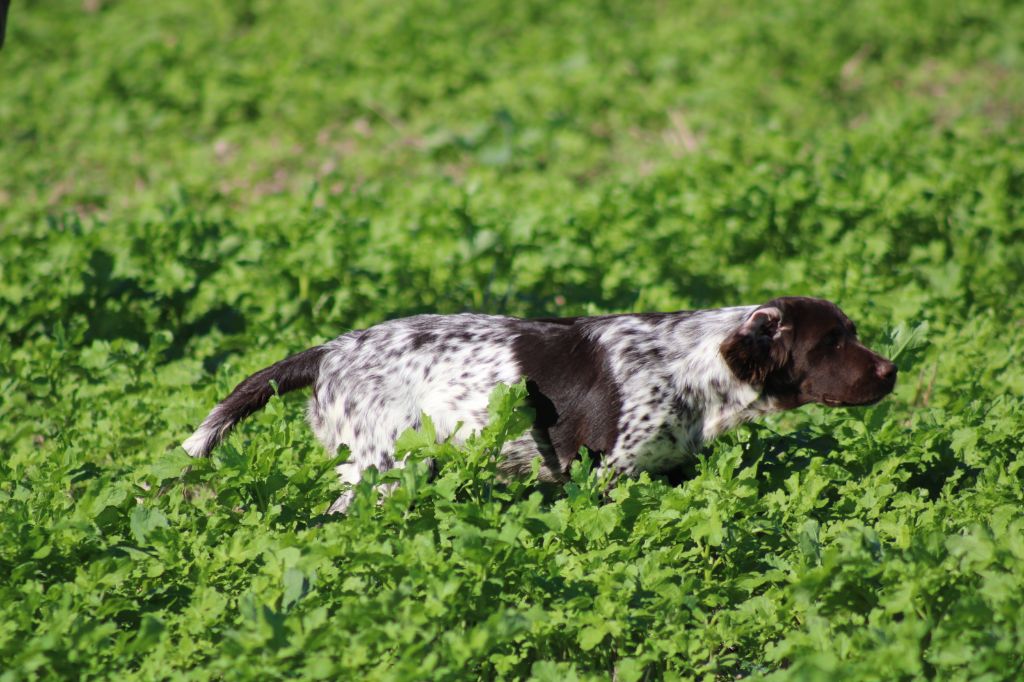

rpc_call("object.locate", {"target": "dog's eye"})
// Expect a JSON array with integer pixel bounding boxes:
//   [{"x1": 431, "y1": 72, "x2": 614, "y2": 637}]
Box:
[{"x1": 823, "y1": 330, "x2": 843, "y2": 350}]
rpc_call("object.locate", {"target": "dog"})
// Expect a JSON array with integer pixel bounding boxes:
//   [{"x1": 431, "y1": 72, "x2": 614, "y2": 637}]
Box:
[{"x1": 182, "y1": 296, "x2": 897, "y2": 513}]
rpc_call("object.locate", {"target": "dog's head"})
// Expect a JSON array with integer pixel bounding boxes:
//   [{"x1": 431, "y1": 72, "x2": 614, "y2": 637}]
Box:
[{"x1": 720, "y1": 297, "x2": 897, "y2": 409}]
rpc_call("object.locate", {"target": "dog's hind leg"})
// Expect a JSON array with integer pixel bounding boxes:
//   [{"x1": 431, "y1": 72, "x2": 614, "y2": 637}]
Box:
[
  {"x1": 327, "y1": 459, "x2": 363, "y2": 514},
  {"x1": 325, "y1": 441, "x2": 407, "y2": 514},
  {"x1": 314, "y1": 402, "x2": 412, "y2": 514}
]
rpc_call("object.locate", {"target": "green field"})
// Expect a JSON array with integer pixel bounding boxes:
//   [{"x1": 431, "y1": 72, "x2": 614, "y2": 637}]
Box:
[{"x1": 2, "y1": 0, "x2": 1024, "y2": 679}]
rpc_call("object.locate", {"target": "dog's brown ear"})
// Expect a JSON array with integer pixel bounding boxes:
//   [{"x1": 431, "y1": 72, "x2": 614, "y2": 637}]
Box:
[{"x1": 720, "y1": 307, "x2": 791, "y2": 385}]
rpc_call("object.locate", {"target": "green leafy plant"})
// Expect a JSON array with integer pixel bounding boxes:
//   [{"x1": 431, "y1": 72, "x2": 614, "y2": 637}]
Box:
[{"x1": 2, "y1": 0, "x2": 1023, "y2": 679}]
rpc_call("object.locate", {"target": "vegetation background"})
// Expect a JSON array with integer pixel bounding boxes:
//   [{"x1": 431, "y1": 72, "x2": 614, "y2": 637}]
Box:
[{"x1": 2, "y1": 0, "x2": 1023, "y2": 679}]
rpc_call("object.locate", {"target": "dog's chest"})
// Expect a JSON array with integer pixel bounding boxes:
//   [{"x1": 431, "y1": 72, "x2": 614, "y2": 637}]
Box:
[
  {"x1": 610, "y1": 385, "x2": 767, "y2": 475},
  {"x1": 610, "y1": 389, "x2": 705, "y2": 474}
]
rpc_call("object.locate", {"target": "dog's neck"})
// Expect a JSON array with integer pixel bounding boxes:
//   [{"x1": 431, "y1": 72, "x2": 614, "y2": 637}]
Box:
[
  {"x1": 677, "y1": 353, "x2": 768, "y2": 442},
  {"x1": 589, "y1": 307, "x2": 778, "y2": 463},
  {"x1": 662, "y1": 307, "x2": 778, "y2": 442}
]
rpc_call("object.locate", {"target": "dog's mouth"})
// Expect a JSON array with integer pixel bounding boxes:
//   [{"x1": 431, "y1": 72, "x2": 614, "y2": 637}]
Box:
[
  {"x1": 821, "y1": 392, "x2": 888, "y2": 408},
  {"x1": 819, "y1": 372, "x2": 897, "y2": 407}
]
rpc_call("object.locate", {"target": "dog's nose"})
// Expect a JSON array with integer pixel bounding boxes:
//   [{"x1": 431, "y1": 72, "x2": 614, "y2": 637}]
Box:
[{"x1": 876, "y1": 361, "x2": 897, "y2": 382}]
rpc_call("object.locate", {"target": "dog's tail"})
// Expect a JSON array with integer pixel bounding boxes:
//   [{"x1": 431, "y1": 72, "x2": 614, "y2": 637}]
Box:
[{"x1": 182, "y1": 346, "x2": 327, "y2": 457}]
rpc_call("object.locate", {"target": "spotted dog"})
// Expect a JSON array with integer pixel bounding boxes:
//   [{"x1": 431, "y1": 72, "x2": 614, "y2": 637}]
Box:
[{"x1": 183, "y1": 297, "x2": 897, "y2": 513}]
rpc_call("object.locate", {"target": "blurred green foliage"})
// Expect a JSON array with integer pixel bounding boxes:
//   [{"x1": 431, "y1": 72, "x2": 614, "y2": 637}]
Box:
[{"x1": 1, "y1": 0, "x2": 1023, "y2": 679}]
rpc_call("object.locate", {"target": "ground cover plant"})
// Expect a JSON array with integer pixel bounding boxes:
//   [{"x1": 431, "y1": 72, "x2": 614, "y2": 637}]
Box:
[{"x1": 2, "y1": 0, "x2": 1024, "y2": 679}]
